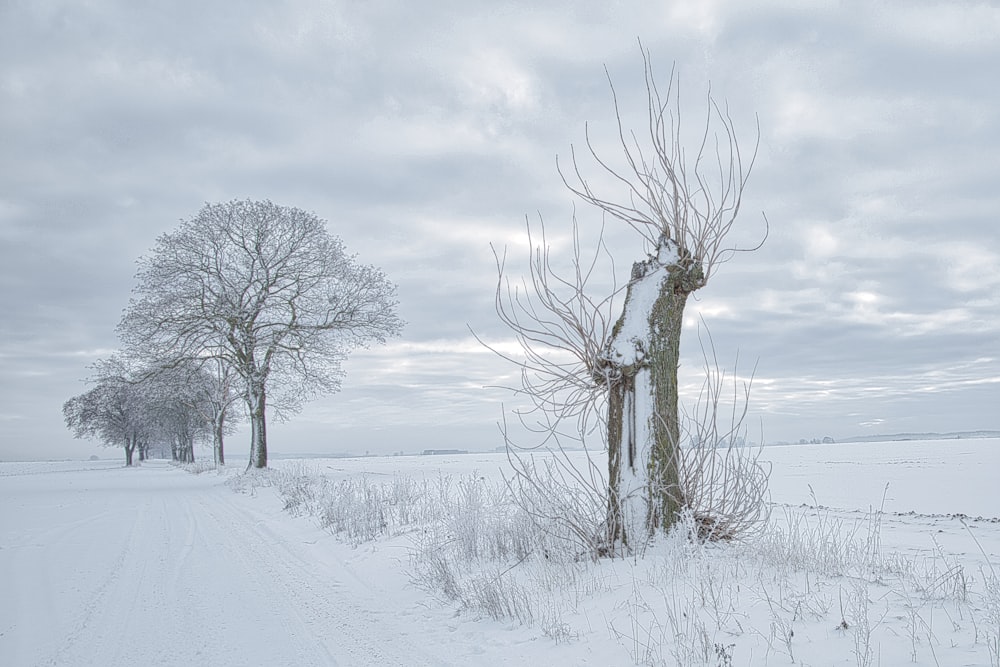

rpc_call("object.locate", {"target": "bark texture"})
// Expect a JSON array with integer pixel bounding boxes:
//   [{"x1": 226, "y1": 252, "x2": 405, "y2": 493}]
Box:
[
  {"x1": 213, "y1": 414, "x2": 226, "y2": 466},
  {"x1": 248, "y1": 380, "x2": 267, "y2": 469}
]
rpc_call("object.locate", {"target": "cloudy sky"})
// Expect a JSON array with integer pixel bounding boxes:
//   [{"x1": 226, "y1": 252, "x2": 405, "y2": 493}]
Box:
[{"x1": 2, "y1": 0, "x2": 998, "y2": 461}]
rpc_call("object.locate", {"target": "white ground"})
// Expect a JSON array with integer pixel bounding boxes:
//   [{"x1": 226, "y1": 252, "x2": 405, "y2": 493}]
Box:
[
  {"x1": 2, "y1": 438, "x2": 999, "y2": 666},
  {"x1": 0, "y1": 460, "x2": 508, "y2": 666}
]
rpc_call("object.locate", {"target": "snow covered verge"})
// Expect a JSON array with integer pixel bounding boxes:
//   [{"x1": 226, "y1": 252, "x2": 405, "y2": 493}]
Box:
[
  {"x1": 242, "y1": 438, "x2": 1000, "y2": 666},
  {"x1": 3, "y1": 439, "x2": 999, "y2": 666}
]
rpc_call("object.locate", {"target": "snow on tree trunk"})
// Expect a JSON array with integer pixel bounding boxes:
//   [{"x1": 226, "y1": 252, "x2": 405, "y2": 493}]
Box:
[{"x1": 603, "y1": 238, "x2": 703, "y2": 546}]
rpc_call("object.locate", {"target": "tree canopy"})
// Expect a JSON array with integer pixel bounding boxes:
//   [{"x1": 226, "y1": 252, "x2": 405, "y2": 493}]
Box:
[
  {"x1": 63, "y1": 357, "x2": 154, "y2": 466},
  {"x1": 118, "y1": 199, "x2": 403, "y2": 467}
]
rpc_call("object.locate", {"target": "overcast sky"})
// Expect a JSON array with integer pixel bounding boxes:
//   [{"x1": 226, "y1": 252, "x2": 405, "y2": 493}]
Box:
[{"x1": 2, "y1": 0, "x2": 998, "y2": 461}]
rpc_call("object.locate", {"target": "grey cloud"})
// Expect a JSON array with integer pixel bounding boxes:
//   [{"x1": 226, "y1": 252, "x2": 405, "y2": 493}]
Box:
[{"x1": 2, "y1": 0, "x2": 997, "y2": 459}]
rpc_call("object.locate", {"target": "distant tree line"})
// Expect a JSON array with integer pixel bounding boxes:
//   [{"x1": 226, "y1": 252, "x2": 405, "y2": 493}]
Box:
[
  {"x1": 64, "y1": 200, "x2": 403, "y2": 467},
  {"x1": 63, "y1": 356, "x2": 235, "y2": 466}
]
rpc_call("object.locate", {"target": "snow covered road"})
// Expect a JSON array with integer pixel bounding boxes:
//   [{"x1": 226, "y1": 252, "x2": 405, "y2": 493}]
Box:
[{"x1": 0, "y1": 461, "x2": 444, "y2": 667}]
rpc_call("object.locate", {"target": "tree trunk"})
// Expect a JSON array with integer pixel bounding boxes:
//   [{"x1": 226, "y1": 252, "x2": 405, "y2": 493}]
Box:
[
  {"x1": 248, "y1": 381, "x2": 267, "y2": 469},
  {"x1": 605, "y1": 240, "x2": 701, "y2": 547},
  {"x1": 124, "y1": 437, "x2": 135, "y2": 466},
  {"x1": 645, "y1": 280, "x2": 687, "y2": 532},
  {"x1": 213, "y1": 410, "x2": 226, "y2": 466}
]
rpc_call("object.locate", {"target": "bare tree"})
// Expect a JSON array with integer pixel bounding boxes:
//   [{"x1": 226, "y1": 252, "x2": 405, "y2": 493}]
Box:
[
  {"x1": 142, "y1": 357, "x2": 240, "y2": 465},
  {"x1": 119, "y1": 200, "x2": 403, "y2": 468},
  {"x1": 678, "y1": 327, "x2": 771, "y2": 542},
  {"x1": 195, "y1": 360, "x2": 239, "y2": 466},
  {"x1": 155, "y1": 394, "x2": 206, "y2": 463},
  {"x1": 140, "y1": 362, "x2": 218, "y2": 463},
  {"x1": 492, "y1": 46, "x2": 763, "y2": 549},
  {"x1": 63, "y1": 356, "x2": 154, "y2": 466}
]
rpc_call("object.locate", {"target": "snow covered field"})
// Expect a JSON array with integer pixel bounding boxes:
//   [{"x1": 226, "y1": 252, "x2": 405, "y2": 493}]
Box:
[{"x1": 2, "y1": 438, "x2": 999, "y2": 666}]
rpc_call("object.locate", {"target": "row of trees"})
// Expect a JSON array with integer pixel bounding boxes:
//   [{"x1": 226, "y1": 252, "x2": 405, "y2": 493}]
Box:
[
  {"x1": 63, "y1": 357, "x2": 236, "y2": 466},
  {"x1": 64, "y1": 201, "x2": 403, "y2": 468}
]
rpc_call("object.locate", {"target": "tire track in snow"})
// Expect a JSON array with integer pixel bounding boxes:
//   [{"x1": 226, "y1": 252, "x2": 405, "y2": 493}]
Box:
[
  {"x1": 43, "y1": 495, "x2": 151, "y2": 666},
  {"x1": 192, "y1": 493, "x2": 341, "y2": 666},
  {"x1": 196, "y1": 489, "x2": 426, "y2": 666},
  {"x1": 11, "y1": 462, "x2": 441, "y2": 666}
]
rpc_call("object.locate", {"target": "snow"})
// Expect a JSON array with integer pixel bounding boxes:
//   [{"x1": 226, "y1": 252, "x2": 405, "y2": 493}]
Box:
[
  {"x1": 606, "y1": 241, "x2": 679, "y2": 367},
  {"x1": 3, "y1": 438, "x2": 1000, "y2": 666},
  {"x1": 762, "y1": 438, "x2": 1000, "y2": 517},
  {"x1": 0, "y1": 460, "x2": 495, "y2": 666},
  {"x1": 619, "y1": 366, "x2": 654, "y2": 537}
]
